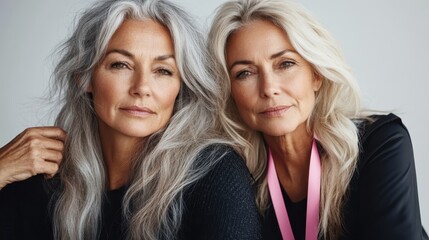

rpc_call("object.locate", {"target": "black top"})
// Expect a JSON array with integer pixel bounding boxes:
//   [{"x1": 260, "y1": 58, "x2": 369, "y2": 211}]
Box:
[
  {"x1": 0, "y1": 146, "x2": 262, "y2": 240},
  {"x1": 262, "y1": 113, "x2": 428, "y2": 240}
]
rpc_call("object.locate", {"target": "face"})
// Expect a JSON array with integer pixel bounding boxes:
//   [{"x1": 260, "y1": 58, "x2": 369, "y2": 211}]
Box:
[
  {"x1": 226, "y1": 19, "x2": 322, "y2": 138},
  {"x1": 88, "y1": 19, "x2": 181, "y2": 142}
]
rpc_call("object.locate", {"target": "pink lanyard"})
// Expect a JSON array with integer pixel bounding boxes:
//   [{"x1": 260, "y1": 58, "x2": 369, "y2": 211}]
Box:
[{"x1": 267, "y1": 139, "x2": 321, "y2": 240}]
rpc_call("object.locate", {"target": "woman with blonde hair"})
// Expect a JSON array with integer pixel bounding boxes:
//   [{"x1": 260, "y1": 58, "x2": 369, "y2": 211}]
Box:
[
  {"x1": 209, "y1": 0, "x2": 427, "y2": 239},
  {"x1": 0, "y1": 0, "x2": 262, "y2": 239}
]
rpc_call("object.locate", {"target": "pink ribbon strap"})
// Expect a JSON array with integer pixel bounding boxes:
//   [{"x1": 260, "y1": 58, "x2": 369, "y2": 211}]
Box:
[{"x1": 267, "y1": 139, "x2": 321, "y2": 240}]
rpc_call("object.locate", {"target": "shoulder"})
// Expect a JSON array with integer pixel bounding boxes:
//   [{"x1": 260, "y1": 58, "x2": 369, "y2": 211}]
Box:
[
  {"x1": 357, "y1": 113, "x2": 409, "y2": 142},
  {"x1": 347, "y1": 117, "x2": 426, "y2": 239},
  {"x1": 187, "y1": 144, "x2": 257, "y2": 211},
  {"x1": 180, "y1": 144, "x2": 262, "y2": 239},
  {"x1": 354, "y1": 113, "x2": 415, "y2": 183},
  {"x1": 194, "y1": 144, "x2": 253, "y2": 187},
  {"x1": 356, "y1": 113, "x2": 413, "y2": 167}
]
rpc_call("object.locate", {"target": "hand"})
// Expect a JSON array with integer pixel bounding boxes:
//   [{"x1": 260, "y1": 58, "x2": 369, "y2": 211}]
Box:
[{"x1": 0, "y1": 127, "x2": 66, "y2": 189}]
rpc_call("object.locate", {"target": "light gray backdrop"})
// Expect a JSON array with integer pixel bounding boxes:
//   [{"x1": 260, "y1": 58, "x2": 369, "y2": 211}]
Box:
[{"x1": 0, "y1": 0, "x2": 427, "y2": 229}]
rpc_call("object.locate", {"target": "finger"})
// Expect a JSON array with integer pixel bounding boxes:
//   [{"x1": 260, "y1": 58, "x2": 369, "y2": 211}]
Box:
[
  {"x1": 1, "y1": 127, "x2": 65, "y2": 156},
  {"x1": 35, "y1": 160, "x2": 59, "y2": 176},
  {"x1": 44, "y1": 173, "x2": 55, "y2": 180},
  {"x1": 37, "y1": 135, "x2": 65, "y2": 152},
  {"x1": 40, "y1": 149, "x2": 63, "y2": 164},
  {"x1": 25, "y1": 127, "x2": 67, "y2": 142}
]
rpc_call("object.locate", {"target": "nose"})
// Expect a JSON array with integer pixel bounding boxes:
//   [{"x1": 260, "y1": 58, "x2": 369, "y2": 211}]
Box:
[
  {"x1": 259, "y1": 70, "x2": 280, "y2": 98},
  {"x1": 129, "y1": 69, "x2": 151, "y2": 97}
]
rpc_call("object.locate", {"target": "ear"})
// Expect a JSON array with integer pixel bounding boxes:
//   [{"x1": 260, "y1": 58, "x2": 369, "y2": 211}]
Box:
[{"x1": 312, "y1": 71, "x2": 323, "y2": 92}]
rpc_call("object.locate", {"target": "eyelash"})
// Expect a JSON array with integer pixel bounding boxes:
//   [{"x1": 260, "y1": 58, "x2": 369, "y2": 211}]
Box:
[
  {"x1": 109, "y1": 62, "x2": 173, "y2": 77},
  {"x1": 156, "y1": 68, "x2": 173, "y2": 76},
  {"x1": 279, "y1": 60, "x2": 296, "y2": 69},
  {"x1": 110, "y1": 61, "x2": 129, "y2": 69},
  {"x1": 235, "y1": 70, "x2": 253, "y2": 80},
  {"x1": 234, "y1": 60, "x2": 297, "y2": 80}
]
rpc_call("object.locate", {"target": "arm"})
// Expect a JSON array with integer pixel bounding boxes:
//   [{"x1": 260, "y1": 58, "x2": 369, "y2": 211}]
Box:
[
  {"x1": 181, "y1": 149, "x2": 262, "y2": 240},
  {"x1": 358, "y1": 116, "x2": 425, "y2": 239},
  {"x1": 0, "y1": 127, "x2": 66, "y2": 189}
]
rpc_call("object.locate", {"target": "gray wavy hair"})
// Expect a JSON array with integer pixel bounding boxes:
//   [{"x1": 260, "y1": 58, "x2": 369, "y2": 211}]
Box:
[
  {"x1": 208, "y1": 0, "x2": 362, "y2": 238},
  {"x1": 51, "y1": 0, "x2": 232, "y2": 239}
]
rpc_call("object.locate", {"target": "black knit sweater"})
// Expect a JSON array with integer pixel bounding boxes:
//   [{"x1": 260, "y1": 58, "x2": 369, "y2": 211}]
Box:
[
  {"x1": 262, "y1": 114, "x2": 428, "y2": 240},
  {"x1": 0, "y1": 146, "x2": 262, "y2": 240}
]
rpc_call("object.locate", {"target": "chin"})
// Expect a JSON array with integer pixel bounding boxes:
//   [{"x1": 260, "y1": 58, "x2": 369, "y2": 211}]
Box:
[
  {"x1": 260, "y1": 124, "x2": 299, "y2": 137},
  {"x1": 117, "y1": 126, "x2": 160, "y2": 138}
]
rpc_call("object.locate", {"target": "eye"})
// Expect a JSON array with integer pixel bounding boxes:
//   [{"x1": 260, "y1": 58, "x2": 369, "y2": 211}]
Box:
[
  {"x1": 110, "y1": 61, "x2": 129, "y2": 70},
  {"x1": 156, "y1": 68, "x2": 173, "y2": 76},
  {"x1": 235, "y1": 70, "x2": 253, "y2": 80},
  {"x1": 279, "y1": 60, "x2": 295, "y2": 69}
]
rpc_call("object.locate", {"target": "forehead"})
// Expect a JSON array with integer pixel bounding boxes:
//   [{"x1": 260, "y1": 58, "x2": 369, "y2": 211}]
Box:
[
  {"x1": 226, "y1": 19, "x2": 294, "y2": 58},
  {"x1": 107, "y1": 19, "x2": 174, "y2": 52}
]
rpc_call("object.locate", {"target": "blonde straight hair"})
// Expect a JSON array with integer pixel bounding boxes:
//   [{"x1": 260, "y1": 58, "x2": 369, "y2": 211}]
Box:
[
  {"x1": 208, "y1": 0, "x2": 363, "y2": 238},
  {"x1": 51, "y1": 0, "x2": 233, "y2": 239}
]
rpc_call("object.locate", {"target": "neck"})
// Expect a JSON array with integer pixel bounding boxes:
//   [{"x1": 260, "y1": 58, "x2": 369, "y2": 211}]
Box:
[
  {"x1": 98, "y1": 122, "x2": 143, "y2": 190},
  {"x1": 264, "y1": 123, "x2": 313, "y2": 202}
]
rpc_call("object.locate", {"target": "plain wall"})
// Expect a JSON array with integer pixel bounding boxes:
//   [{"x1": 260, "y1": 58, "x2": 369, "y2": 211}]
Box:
[{"x1": 0, "y1": 0, "x2": 427, "y2": 229}]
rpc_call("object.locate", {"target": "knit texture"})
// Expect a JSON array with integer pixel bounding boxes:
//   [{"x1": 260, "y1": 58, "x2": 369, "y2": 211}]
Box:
[{"x1": 0, "y1": 146, "x2": 262, "y2": 240}]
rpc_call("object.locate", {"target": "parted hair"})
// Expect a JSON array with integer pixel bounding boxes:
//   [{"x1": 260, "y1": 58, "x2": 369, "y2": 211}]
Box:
[
  {"x1": 51, "y1": 0, "x2": 232, "y2": 239},
  {"x1": 208, "y1": 0, "x2": 363, "y2": 238}
]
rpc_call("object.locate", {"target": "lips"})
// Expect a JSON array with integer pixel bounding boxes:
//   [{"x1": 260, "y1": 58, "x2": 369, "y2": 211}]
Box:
[
  {"x1": 119, "y1": 106, "x2": 155, "y2": 116},
  {"x1": 259, "y1": 105, "x2": 290, "y2": 117}
]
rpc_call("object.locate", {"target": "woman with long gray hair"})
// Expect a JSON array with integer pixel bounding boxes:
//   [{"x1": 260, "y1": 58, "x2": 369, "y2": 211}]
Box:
[
  {"x1": 0, "y1": 0, "x2": 262, "y2": 239},
  {"x1": 208, "y1": 0, "x2": 427, "y2": 239}
]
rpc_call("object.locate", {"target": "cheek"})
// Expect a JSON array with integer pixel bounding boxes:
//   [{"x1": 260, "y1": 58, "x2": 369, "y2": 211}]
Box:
[
  {"x1": 157, "y1": 82, "x2": 181, "y2": 113},
  {"x1": 91, "y1": 70, "x2": 120, "y2": 102},
  {"x1": 289, "y1": 74, "x2": 316, "y2": 102},
  {"x1": 231, "y1": 84, "x2": 253, "y2": 110},
  {"x1": 230, "y1": 85, "x2": 257, "y2": 125},
  {"x1": 92, "y1": 81, "x2": 119, "y2": 109},
  {"x1": 296, "y1": 85, "x2": 317, "y2": 114},
  {"x1": 90, "y1": 74, "x2": 128, "y2": 120}
]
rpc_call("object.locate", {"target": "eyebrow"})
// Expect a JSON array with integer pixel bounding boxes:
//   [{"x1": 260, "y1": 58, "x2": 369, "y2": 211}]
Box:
[
  {"x1": 270, "y1": 49, "x2": 297, "y2": 59},
  {"x1": 105, "y1": 49, "x2": 175, "y2": 61},
  {"x1": 106, "y1": 49, "x2": 134, "y2": 58},
  {"x1": 155, "y1": 54, "x2": 175, "y2": 61},
  {"x1": 228, "y1": 60, "x2": 254, "y2": 72},
  {"x1": 228, "y1": 49, "x2": 297, "y2": 71}
]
